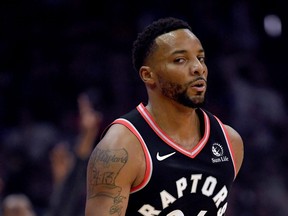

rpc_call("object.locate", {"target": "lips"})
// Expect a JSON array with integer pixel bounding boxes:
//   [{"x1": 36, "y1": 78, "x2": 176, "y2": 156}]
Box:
[{"x1": 190, "y1": 78, "x2": 206, "y2": 91}]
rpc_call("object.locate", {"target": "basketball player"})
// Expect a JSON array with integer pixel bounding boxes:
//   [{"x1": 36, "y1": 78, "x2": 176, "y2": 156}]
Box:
[{"x1": 85, "y1": 17, "x2": 244, "y2": 216}]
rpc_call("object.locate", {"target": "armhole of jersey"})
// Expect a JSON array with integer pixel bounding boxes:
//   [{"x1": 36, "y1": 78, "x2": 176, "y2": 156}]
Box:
[
  {"x1": 112, "y1": 118, "x2": 153, "y2": 193},
  {"x1": 214, "y1": 116, "x2": 237, "y2": 180}
]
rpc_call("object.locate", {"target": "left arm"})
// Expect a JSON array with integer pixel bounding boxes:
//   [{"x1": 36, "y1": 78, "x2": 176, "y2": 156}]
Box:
[{"x1": 224, "y1": 125, "x2": 244, "y2": 176}]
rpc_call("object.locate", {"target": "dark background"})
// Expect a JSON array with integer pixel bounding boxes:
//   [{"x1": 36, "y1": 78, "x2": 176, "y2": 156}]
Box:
[{"x1": 0, "y1": 0, "x2": 288, "y2": 215}]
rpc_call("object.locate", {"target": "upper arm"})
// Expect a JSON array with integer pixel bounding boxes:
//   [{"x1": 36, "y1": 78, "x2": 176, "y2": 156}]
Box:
[
  {"x1": 85, "y1": 124, "x2": 145, "y2": 216},
  {"x1": 224, "y1": 125, "x2": 244, "y2": 177}
]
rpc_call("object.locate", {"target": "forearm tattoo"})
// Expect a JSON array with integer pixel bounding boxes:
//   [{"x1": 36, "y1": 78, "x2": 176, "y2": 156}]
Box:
[{"x1": 87, "y1": 148, "x2": 128, "y2": 215}]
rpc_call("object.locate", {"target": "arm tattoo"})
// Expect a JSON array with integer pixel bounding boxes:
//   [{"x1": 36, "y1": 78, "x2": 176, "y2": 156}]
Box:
[{"x1": 87, "y1": 147, "x2": 128, "y2": 215}]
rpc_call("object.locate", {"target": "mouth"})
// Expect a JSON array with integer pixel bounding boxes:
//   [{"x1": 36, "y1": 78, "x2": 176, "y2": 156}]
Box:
[{"x1": 190, "y1": 78, "x2": 206, "y2": 92}]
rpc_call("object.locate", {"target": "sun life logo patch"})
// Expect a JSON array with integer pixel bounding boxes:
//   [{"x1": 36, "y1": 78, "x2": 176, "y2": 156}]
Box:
[
  {"x1": 212, "y1": 143, "x2": 224, "y2": 157},
  {"x1": 211, "y1": 143, "x2": 229, "y2": 163}
]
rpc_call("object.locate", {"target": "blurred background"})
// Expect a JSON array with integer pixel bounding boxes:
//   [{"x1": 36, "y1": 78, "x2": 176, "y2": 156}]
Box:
[{"x1": 0, "y1": 0, "x2": 287, "y2": 215}]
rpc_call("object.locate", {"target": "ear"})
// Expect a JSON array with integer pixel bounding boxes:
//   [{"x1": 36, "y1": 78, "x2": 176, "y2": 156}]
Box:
[{"x1": 139, "y1": 66, "x2": 155, "y2": 84}]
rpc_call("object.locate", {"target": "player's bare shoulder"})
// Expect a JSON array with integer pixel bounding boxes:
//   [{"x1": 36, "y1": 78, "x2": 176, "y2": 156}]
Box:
[
  {"x1": 224, "y1": 125, "x2": 244, "y2": 176},
  {"x1": 87, "y1": 123, "x2": 146, "y2": 199},
  {"x1": 85, "y1": 123, "x2": 146, "y2": 215}
]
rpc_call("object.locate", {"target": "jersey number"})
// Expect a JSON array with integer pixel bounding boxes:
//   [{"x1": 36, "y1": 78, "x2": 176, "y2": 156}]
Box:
[
  {"x1": 167, "y1": 210, "x2": 207, "y2": 216},
  {"x1": 166, "y1": 204, "x2": 227, "y2": 216}
]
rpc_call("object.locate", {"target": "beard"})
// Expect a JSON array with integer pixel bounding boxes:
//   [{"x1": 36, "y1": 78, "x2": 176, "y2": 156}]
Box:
[{"x1": 158, "y1": 75, "x2": 206, "y2": 108}]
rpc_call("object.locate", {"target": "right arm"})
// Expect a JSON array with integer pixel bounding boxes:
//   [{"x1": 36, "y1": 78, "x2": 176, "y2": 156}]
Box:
[{"x1": 85, "y1": 123, "x2": 146, "y2": 216}]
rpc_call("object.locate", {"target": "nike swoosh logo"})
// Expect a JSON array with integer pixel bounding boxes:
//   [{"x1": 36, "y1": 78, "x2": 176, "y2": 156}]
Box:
[{"x1": 156, "y1": 152, "x2": 176, "y2": 161}]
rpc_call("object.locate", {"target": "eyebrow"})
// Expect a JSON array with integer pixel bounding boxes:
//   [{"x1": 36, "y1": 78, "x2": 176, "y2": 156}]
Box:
[{"x1": 171, "y1": 48, "x2": 205, "y2": 55}]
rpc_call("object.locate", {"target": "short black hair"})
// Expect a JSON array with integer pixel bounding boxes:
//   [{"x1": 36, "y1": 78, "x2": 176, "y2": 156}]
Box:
[{"x1": 132, "y1": 17, "x2": 192, "y2": 72}]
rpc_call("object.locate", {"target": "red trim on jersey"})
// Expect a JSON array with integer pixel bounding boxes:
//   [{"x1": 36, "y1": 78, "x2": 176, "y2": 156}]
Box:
[
  {"x1": 214, "y1": 117, "x2": 237, "y2": 180},
  {"x1": 112, "y1": 118, "x2": 153, "y2": 193},
  {"x1": 136, "y1": 103, "x2": 210, "y2": 158}
]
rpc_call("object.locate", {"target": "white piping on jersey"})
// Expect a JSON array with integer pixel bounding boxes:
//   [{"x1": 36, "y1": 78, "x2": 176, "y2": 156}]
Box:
[
  {"x1": 137, "y1": 103, "x2": 210, "y2": 158},
  {"x1": 112, "y1": 118, "x2": 153, "y2": 193}
]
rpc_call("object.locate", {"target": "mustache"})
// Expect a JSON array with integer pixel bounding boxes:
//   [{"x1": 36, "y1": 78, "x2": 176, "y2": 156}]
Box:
[{"x1": 189, "y1": 77, "x2": 207, "y2": 85}]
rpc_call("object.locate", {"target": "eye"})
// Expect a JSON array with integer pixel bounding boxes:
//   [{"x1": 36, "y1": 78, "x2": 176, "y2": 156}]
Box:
[
  {"x1": 198, "y1": 56, "x2": 206, "y2": 63},
  {"x1": 174, "y1": 57, "x2": 186, "y2": 64}
]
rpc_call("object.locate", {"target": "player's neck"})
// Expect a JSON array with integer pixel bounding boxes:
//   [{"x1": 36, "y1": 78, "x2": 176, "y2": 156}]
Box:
[
  {"x1": 146, "y1": 99, "x2": 198, "y2": 120},
  {"x1": 146, "y1": 99, "x2": 199, "y2": 130},
  {"x1": 145, "y1": 100, "x2": 201, "y2": 149}
]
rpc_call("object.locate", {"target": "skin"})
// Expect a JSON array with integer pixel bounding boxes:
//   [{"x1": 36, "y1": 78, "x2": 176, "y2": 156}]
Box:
[{"x1": 85, "y1": 29, "x2": 244, "y2": 216}]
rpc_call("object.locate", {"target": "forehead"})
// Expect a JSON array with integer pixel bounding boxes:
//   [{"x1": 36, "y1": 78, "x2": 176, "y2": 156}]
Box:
[{"x1": 155, "y1": 29, "x2": 203, "y2": 52}]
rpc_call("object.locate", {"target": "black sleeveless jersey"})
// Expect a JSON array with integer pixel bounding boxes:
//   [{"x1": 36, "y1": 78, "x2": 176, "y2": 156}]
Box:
[{"x1": 110, "y1": 103, "x2": 236, "y2": 216}]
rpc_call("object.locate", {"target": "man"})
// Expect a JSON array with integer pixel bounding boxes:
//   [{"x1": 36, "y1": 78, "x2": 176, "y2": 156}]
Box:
[
  {"x1": 85, "y1": 17, "x2": 244, "y2": 216},
  {"x1": 45, "y1": 91, "x2": 103, "y2": 216},
  {"x1": 2, "y1": 194, "x2": 36, "y2": 216}
]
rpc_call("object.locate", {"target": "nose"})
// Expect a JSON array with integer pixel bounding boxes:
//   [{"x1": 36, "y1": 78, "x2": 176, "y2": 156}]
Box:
[{"x1": 189, "y1": 58, "x2": 206, "y2": 75}]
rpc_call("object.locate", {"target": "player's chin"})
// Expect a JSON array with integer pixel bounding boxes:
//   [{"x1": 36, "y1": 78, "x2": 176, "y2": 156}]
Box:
[
  {"x1": 192, "y1": 96, "x2": 206, "y2": 107},
  {"x1": 192, "y1": 94, "x2": 205, "y2": 102}
]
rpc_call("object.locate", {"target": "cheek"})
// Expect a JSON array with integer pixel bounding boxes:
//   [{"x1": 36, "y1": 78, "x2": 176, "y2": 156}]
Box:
[
  {"x1": 204, "y1": 67, "x2": 208, "y2": 77},
  {"x1": 158, "y1": 62, "x2": 190, "y2": 84}
]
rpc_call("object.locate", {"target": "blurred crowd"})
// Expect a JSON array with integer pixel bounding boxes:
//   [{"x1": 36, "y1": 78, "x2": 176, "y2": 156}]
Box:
[{"x1": 0, "y1": 0, "x2": 288, "y2": 215}]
